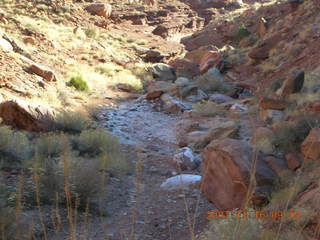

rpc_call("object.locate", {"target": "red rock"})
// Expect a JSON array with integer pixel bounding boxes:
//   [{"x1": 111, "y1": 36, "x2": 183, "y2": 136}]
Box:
[
  {"x1": 199, "y1": 50, "x2": 222, "y2": 74},
  {"x1": 286, "y1": 152, "x2": 302, "y2": 170},
  {"x1": 201, "y1": 139, "x2": 276, "y2": 210},
  {"x1": 85, "y1": 3, "x2": 112, "y2": 18},
  {"x1": 259, "y1": 97, "x2": 288, "y2": 110},
  {"x1": 301, "y1": 127, "x2": 320, "y2": 161},
  {"x1": 276, "y1": 69, "x2": 304, "y2": 98},
  {"x1": 264, "y1": 156, "x2": 287, "y2": 175},
  {"x1": 248, "y1": 34, "x2": 281, "y2": 60},
  {"x1": 168, "y1": 58, "x2": 200, "y2": 77},
  {"x1": 304, "y1": 101, "x2": 320, "y2": 113},
  {"x1": 184, "y1": 46, "x2": 219, "y2": 64},
  {"x1": 29, "y1": 64, "x2": 57, "y2": 82},
  {"x1": 0, "y1": 99, "x2": 55, "y2": 132}
]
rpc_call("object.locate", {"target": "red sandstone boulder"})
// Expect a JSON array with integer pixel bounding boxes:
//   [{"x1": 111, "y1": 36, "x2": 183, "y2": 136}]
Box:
[
  {"x1": 85, "y1": 3, "x2": 112, "y2": 18},
  {"x1": 201, "y1": 138, "x2": 276, "y2": 210},
  {"x1": 276, "y1": 69, "x2": 305, "y2": 98},
  {"x1": 301, "y1": 127, "x2": 320, "y2": 161},
  {"x1": 259, "y1": 97, "x2": 288, "y2": 110},
  {"x1": 0, "y1": 99, "x2": 55, "y2": 132},
  {"x1": 168, "y1": 58, "x2": 200, "y2": 77}
]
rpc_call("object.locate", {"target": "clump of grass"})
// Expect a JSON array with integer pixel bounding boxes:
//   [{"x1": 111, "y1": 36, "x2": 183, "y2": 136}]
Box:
[
  {"x1": 0, "y1": 126, "x2": 31, "y2": 169},
  {"x1": 200, "y1": 210, "x2": 263, "y2": 240},
  {"x1": 66, "y1": 76, "x2": 89, "y2": 91},
  {"x1": 53, "y1": 111, "x2": 90, "y2": 133},
  {"x1": 84, "y1": 27, "x2": 98, "y2": 39},
  {"x1": 0, "y1": 183, "x2": 15, "y2": 239},
  {"x1": 272, "y1": 115, "x2": 320, "y2": 154},
  {"x1": 192, "y1": 101, "x2": 226, "y2": 117}
]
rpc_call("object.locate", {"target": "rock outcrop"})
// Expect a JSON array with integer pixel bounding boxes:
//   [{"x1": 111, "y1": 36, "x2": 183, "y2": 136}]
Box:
[{"x1": 0, "y1": 99, "x2": 55, "y2": 132}]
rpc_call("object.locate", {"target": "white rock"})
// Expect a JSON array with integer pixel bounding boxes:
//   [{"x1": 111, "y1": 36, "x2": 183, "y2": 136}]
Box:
[
  {"x1": 230, "y1": 103, "x2": 248, "y2": 111},
  {"x1": 172, "y1": 147, "x2": 199, "y2": 170},
  {"x1": 160, "y1": 174, "x2": 201, "y2": 191},
  {"x1": 0, "y1": 37, "x2": 13, "y2": 51}
]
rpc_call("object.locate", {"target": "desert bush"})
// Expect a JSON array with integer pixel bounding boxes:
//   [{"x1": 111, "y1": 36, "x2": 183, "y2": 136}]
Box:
[
  {"x1": 272, "y1": 115, "x2": 320, "y2": 154},
  {"x1": 0, "y1": 183, "x2": 15, "y2": 239},
  {"x1": 35, "y1": 134, "x2": 67, "y2": 159},
  {"x1": 234, "y1": 23, "x2": 251, "y2": 41},
  {"x1": 66, "y1": 76, "x2": 89, "y2": 91},
  {"x1": 84, "y1": 27, "x2": 98, "y2": 39},
  {"x1": 0, "y1": 126, "x2": 32, "y2": 169},
  {"x1": 53, "y1": 111, "x2": 90, "y2": 133},
  {"x1": 195, "y1": 70, "x2": 231, "y2": 93},
  {"x1": 192, "y1": 101, "x2": 226, "y2": 117},
  {"x1": 73, "y1": 129, "x2": 119, "y2": 156},
  {"x1": 200, "y1": 210, "x2": 263, "y2": 240}
]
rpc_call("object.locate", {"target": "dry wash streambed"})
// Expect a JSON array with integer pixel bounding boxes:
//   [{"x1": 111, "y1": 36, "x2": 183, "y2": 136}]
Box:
[{"x1": 91, "y1": 97, "x2": 212, "y2": 240}]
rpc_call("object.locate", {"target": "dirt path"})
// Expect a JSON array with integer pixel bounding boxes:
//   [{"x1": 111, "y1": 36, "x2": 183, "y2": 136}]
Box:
[{"x1": 88, "y1": 97, "x2": 212, "y2": 240}]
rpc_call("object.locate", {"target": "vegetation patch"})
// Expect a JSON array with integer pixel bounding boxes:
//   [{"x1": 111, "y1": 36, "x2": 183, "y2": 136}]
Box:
[
  {"x1": 66, "y1": 76, "x2": 89, "y2": 91},
  {"x1": 272, "y1": 115, "x2": 320, "y2": 154}
]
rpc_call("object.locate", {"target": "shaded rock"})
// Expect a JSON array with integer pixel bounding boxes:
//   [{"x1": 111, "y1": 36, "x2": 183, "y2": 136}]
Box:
[
  {"x1": 202, "y1": 138, "x2": 276, "y2": 210},
  {"x1": 146, "y1": 81, "x2": 178, "y2": 100},
  {"x1": 168, "y1": 58, "x2": 200, "y2": 77},
  {"x1": 152, "y1": 25, "x2": 172, "y2": 39},
  {"x1": 0, "y1": 99, "x2": 55, "y2": 132},
  {"x1": 185, "y1": 89, "x2": 208, "y2": 103},
  {"x1": 259, "y1": 97, "x2": 288, "y2": 110},
  {"x1": 264, "y1": 156, "x2": 287, "y2": 176},
  {"x1": 172, "y1": 147, "x2": 199, "y2": 171},
  {"x1": 286, "y1": 152, "x2": 302, "y2": 170},
  {"x1": 260, "y1": 109, "x2": 285, "y2": 124},
  {"x1": 160, "y1": 93, "x2": 185, "y2": 114},
  {"x1": 178, "y1": 119, "x2": 239, "y2": 149},
  {"x1": 276, "y1": 69, "x2": 304, "y2": 97},
  {"x1": 248, "y1": 34, "x2": 281, "y2": 60},
  {"x1": 84, "y1": 3, "x2": 112, "y2": 18},
  {"x1": 28, "y1": 64, "x2": 57, "y2": 82},
  {"x1": 150, "y1": 63, "x2": 176, "y2": 81},
  {"x1": 301, "y1": 127, "x2": 320, "y2": 161},
  {"x1": 160, "y1": 174, "x2": 201, "y2": 191},
  {"x1": 209, "y1": 93, "x2": 233, "y2": 103},
  {"x1": 175, "y1": 77, "x2": 190, "y2": 87}
]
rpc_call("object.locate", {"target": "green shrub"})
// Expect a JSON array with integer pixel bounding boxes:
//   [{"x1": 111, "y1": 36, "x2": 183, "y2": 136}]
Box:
[
  {"x1": 272, "y1": 115, "x2": 320, "y2": 153},
  {"x1": 0, "y1": 184, "x2": 15, "y2": 239},
  {"x1": 234, "y1": 23, "x2": 251, "y2": 41},
  {"x1": 66, "y1": 76, "x2": 89, "y2": 91},
  {"x1": 54, "y1": 111, "x2": 90, "y2": 133},
  {"x1": 35, "y1": 134, "x2": 68, "y2": 159},
  {"x1": 0, "y1": 127, "x2": 31, "y2": 169},
  {"x1": 73, "y1": 129, "x2": 119, "y2": 156},
  {"x1": 84, "y1": 27, "x2": 98, "y2": 39}
]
